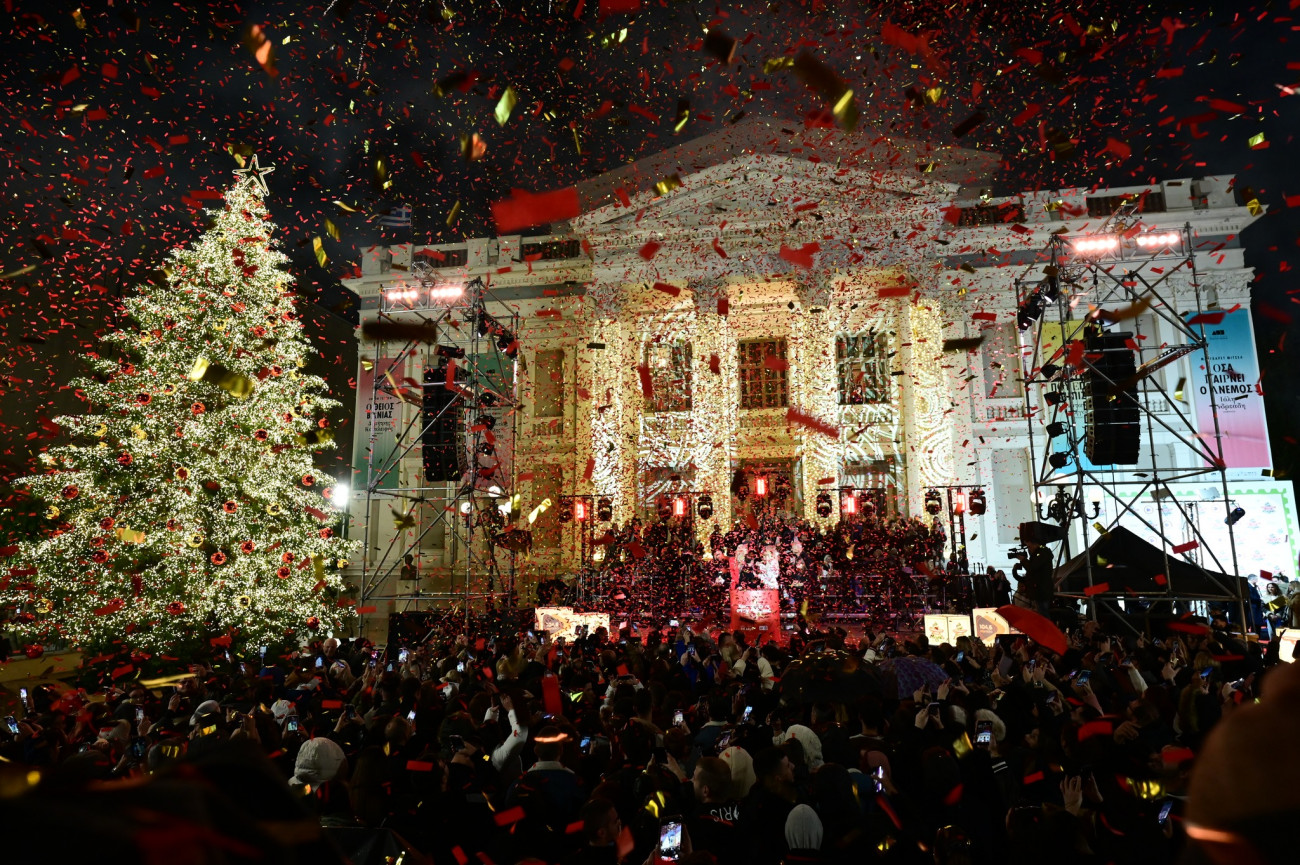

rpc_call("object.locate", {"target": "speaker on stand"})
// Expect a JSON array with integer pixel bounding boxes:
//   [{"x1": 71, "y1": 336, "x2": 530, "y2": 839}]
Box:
[{"x1": 1084, "y1": 329, "x2": 1141, "y2": 466}]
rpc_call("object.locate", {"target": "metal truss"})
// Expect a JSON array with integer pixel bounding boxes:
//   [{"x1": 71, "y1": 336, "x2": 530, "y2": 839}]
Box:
[
  {"x1": 1016, "y1": 219, "x2": 1245, "y2": 627},
  {"x1": 356, "y1": 272, "x2": 521, "y2": 634}
]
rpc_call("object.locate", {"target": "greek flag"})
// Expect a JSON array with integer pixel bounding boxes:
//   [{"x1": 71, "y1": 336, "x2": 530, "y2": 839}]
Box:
[{"x1": 379, "y1": 204, "x2": 413, "y2": 228}]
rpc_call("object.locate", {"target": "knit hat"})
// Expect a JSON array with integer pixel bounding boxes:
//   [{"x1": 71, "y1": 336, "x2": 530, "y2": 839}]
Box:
[
  {"x1": 784, "y1": 804, "x2": 824, "y2": 851},
  {"x1": 778, "y1": 724, "x2": 825, "y2": 770},
  {"x1": 720, "y1": 746, "x2": 756, "y2": 799},
  {"x1": 270, "y1": 699, "x2": 294, "y2": 722},
  {"x1": 190, "y1": 700, "x2": 221, "y2": 727},
  {"x1": 290, "y1": 736, "x2": 348, "y2": 789}
]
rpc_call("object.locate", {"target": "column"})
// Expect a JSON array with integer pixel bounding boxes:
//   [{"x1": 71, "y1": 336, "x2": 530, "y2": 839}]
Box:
[
  {"x1": 790, "y1": 291, "x2": 841, "y2": 529},
  {"x1": 691, "y1": 279, "x2": 736, "y2": 539},
  {"x1": 900, "y1": 300, "x2": 957, "y2": 516}
]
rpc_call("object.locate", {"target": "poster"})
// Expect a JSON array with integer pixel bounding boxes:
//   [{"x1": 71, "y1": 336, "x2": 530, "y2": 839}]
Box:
[
  {"x1": 534, "y1": 607, "x2": 611, "y2": 637},
  {"x1": 354, "y1": 354, "x2": 405, "y2": 490},
  {"x1": 1185, "y1": 309, "x2": 1271, "y2": 470},
  {"x1": 730, "y1": 588, "x2": 782, "y2": 642},
  {"x1": 1277, "y1": 628, "x2": 1300, "y2": 665},
  {"x1": 923, "y1": 614, "x2": 973, "y2": 646},
  {"x1": 972, "y1": 607, "x2": 1024, "y2": 645}
]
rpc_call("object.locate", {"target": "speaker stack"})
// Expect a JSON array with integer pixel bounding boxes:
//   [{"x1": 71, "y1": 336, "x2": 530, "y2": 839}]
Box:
[
  {"x1": 422, "y1": 366, "x2": 462, "y2": 481},
  {"x1": 1083, "y1": 330, "x2": 1140, "y2": 466}
]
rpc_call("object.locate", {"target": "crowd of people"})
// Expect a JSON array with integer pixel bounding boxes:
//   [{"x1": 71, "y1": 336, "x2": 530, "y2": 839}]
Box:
[
  {"x1": 2, "y1": 603, "x2": 1294, "y2": 864},
  {"x1": 578, "y1": 513, "x2": 960, "y2": 627}
]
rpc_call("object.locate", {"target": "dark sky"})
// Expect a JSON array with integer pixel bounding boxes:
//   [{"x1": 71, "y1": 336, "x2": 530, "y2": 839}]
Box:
[{"x1": 3, "y1": 0, "x2": 1300, "y2": 477}]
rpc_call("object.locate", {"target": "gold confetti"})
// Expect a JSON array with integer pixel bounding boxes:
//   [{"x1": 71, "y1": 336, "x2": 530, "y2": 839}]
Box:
[
  {"x1": 373, "y1": 156, "x2": 391, "y2": 190},
  {"x1": 72, "y1": 8, "x2": 87, "y2": 28},
  {"x1": 459, "y1": 132, "x2": 487, "y2": 161},
  {"x1": 360, "y1": 358, "x2": 374, "y2": 371},
  {"x1": 764, "y1": 56, "x2": 795, "y2": 74},
  {"x1": 654, "y1": 174, "x2": 683, "y2": 196},
  {"x1": 924, "y1": 86, "x2": 944, "y2": 105},
  {"x1": 1174, "y1": 377, "x2": 1186, "y2": 401},
  {"x1": 1246, "y1": 197, "x2": 1263, "y2": 216},
  {"x1": 494, "y1": 85, "x2": 518, "y2": 126},
  {"x1": 324, "y1": 218, "x2": 340, "y2": 241},
  {"x1": 1248, "y1": 132, "x2": 1266, "y2": 148},
  {"x1": 791, "y1": 50, "x2": 858, "y2": 131},
  {"x1": 446, "y1": 200, "x2": 461, "y2": 227},
  {"x1": 188, "y1": 358, "x2": 254, "y2": 399},
  {"x1": 115, "y1": 527, "x2": 146, "y2": 545},
  {"x1": 332, "y1": 200, "x2": 360, "y2": 213},
  {"x1": 312, "y1": 236, "x2": 328, "y2": 267}
]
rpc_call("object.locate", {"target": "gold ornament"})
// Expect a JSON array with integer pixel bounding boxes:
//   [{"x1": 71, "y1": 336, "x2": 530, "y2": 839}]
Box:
[
  {"x1": 92, "y1": 423, "x2": 107, "y2": 437},
  {"x1": 131, "y1": 425, "x2": 147, "y2": 440},
  {"x1": 45, "y1": 506, "x2": 60, "y2": 520},
  {"x1": 266, "y1": 503, "x2": 282, "y2": 515},
  {"x1": 36, "y1": 598, "x2": 53, "y2": 613},
  {"x1": 236, "y1": 595, "x2": 252, "y2": 608},
  {"x1": 187, "y1": 534, "x2": 204, "y2": 548}
]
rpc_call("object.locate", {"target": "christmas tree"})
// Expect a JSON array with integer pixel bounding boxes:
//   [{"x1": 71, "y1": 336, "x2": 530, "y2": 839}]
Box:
[{"x1": 0, "y1": 157, "x2": 357, "y2": 656}]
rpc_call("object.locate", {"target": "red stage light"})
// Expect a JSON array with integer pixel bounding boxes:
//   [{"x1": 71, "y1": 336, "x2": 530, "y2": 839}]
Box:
[
  {"x1": 755, "y1": 477, "x2": 767, "y2": 498},
  {"x1": 574, "y1": 500, "x2": 587, "y2": 521},
  {"x1": 953, "y1": 492, "x2": 966, "y2": 514},
  {"x1": 842, "y1": 492, "x2": 856, "y2": 514},
  {"x1": 673, "y1": 497, "x2": 686, "y2": 517}
]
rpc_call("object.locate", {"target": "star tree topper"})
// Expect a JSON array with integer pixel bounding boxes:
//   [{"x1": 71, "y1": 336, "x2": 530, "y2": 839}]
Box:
[{"x1": 234, "y1": 153, "x2": 275, "y2": 193}]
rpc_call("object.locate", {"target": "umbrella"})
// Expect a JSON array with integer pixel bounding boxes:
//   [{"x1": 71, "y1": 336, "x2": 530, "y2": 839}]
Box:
[
  {"x1": 778, "y1": 650, "x2": 882, "y2": 704},
  {"x1": 878, "y1": 655, "x2": 948, "y2": 698},
  {"x1": 996, "y1": 605, "x2": 1067, "y2": 656}
]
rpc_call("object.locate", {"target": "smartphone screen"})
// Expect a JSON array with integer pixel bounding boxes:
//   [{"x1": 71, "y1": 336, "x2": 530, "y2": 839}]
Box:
[
  {"x1": 136, "y1": 707, "x2": 145, "y2": 722},
  {"x1": 742, "y1": 706, "x2": 753, "y2": 723},
  {"x1": 715, "y1": 730, "x2": 732, "y2": 752},
  {"x1": 314, "y1": 657, "x2": 323, "y2": 669},
  {"x1": 581, "y1": 735, "x2": 592, "y2": 752},
  {"x1": 976, "y1": 720, "x2": 994, "y2": 746},
  {"x1": 449, "y1": 734, "x2": 465, "y2": 752},
  {"x1": 4, "y1": 716, "x2": 18, "y2": 736},
  {"x1": 285, "y1": 716, "x2": 299, "y2": 733},
  {"x1": 407, "y1": 709, "x2": 417, "y2": 722},
  {"x1": 1158, "y1": 799, "x2": 1174, "y2": 826},
  {"x1": 457, "y1": 661, "x2": 465, "y2": 673},
  {"x1": 673, "y1": 710, "x2": 685, "y2": 726},
  {"x1": 1200, "y1": 667, "x2": 1213, "y2": 680},
  {"x1": 19, "y1": 687, "x2": 29, "y2": 706},
  {"x1": 399, "y1": 648, "x2": 410, "y2": 663},
  {"x1": 1076, "y1": 670, "x2": 1091, "y2": 686},
  {"x1": 956, "y1": 651, "x2": 964, "y2": 663},
  {"x1": 659, "y1": 819, "x2": 683, "y2": 861},
  {"x1": 872, "y1": 765, "x2": 885, "y2": 793}
]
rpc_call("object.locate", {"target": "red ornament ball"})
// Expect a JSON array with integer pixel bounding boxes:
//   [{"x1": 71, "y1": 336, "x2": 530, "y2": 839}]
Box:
[
  {"x1": 276, "y1": 566, "x2": 292, "y2": 579},
  {"x1": 306, "y1": 616, "x2": 320, "y2": 631},
  {"x1": 253, "y1": 429, "x2": 269, "y2": 441},
  {"x1": 191, "y1": 402, "x2": 206, "y2": 416},
  {"x1": 165, "y1": 519, "x2": 182, "y2": 531},
  {"x1": 91, "y1": 550, "x2": 109, "y2": 564},
  {"x1": 222, "y1": 501, "x2": 238, "y2": 514},
  {"x1": 281, "y1": 551, "x2": 295, "y2": 564},
  {"x1": 239, "y1": 540, "x2": 255, "y2": 554},
  {"x1": 210, "y1": 551, "x2": 227, "y2": 565},
  {"x1": 302, "y1": 474, "x2": 315, "y2": 486},
  {"x1": 166, "y1": 601, "x2": 186, "y2": 616},
  {"x1": 175, "y1": 467, "x2": 190, "y2": 481},
  {"x1": 23, "y1": 644, "x2": 43, "y2": 660},
  {"x1": 135, "y1": 393, "x2": 152, "y2": 405},
  {"x1": 61, "y1": 485, "x2": 79, "y2": 500},
  {"x1": 319, "y1": 528, "x2": 333, "y2": 539},
  {"x1": 117, "y1": 453, "x2": 134, "y2": 466},
  {"x1": 99, "y1": 517, "x2": 115, "y2": 530}
]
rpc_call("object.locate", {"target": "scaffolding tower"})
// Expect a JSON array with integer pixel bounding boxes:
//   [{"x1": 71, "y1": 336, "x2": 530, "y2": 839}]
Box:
[
  {"x1": 356, "y1": 270, "x2": 521, "y2": 636},
  {"x1": 1016, "y1": 208, "x2": 1246, "y2": 629}
]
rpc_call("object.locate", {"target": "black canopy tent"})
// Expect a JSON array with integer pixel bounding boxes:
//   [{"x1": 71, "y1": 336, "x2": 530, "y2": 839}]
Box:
[{"x1": 1053, "y1": 525, "x2": 1247, "y2": 613}]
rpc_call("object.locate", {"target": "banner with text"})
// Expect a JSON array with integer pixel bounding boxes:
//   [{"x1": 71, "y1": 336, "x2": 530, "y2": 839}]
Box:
[
  {"x1": 1186, "y1": 309, "x2": 1271, "y2": 470},
  {"x1": 354, "y1": 355, "x2": 406, "y2": 490}
]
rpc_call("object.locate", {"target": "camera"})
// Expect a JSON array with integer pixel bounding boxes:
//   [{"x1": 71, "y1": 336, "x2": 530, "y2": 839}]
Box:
[{"x1": 1007, "y1": 546, "x2": 1026, "y2": 560}]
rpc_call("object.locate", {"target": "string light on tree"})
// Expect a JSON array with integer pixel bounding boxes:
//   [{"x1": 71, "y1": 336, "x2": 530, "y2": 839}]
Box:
[{"x1": 0, "y1": 157, "x2": 357, "y2": 655}]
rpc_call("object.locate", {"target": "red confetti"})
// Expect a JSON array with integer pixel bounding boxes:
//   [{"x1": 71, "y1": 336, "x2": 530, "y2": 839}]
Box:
[{"x1": 491, "y1": 187, "x2": 580, "y2": 233}]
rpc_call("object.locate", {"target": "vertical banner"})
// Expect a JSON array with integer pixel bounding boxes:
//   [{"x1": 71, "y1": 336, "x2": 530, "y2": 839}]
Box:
[
  {"x1": 1186, "y1": 309, "x2": 1271, "y2": 470},
  {"x1": 354, "y1": 355, "x2": 405, "y2": 490}
]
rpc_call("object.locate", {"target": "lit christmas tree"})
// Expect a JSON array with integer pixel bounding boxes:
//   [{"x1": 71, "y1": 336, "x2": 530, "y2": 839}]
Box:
[{"x1": 0, "y1": 157, "x2": 357, "y2": 656}]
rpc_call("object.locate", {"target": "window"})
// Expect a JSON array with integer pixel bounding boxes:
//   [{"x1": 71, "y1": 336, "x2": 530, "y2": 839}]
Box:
[
  {"x1": 645, "y1": 341, "x2": 692, "y2": 412},
  {"x1": 1086, "y1": 190, "x2": 1166, "y2": 217},
  {"x1": 980, "y1": 322, "x2": 1020, "y2": 400},
  {"x1": 955, "y1": 201, "x2": 1024, "y2": 227},
  {"x1": 532, "y1": 464, "x2": 562, "y2": 549},
  {"x1": 739, "y1": 339, "x2": 788, "y2": 409},
  {"x1": 534, "y1": 349, "x2": 564, "y2": 418},
  {"x1": 836, "y1": 331, "x2": 890, "y2": 405}
]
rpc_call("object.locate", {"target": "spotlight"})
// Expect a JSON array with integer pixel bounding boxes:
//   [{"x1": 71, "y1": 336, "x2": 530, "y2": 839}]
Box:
[
  {"x1": 1072, "y1": 235, "x2": 1120, "y2": 255},
  {"x1": 597, "y1": 496, "x2": 613, "y2": 522},
  {"x1": 696, "y1": 494, "x2": 713, "y2": 520},
  {"x1": 1048, "y1": 452, "x2": 1072, "y2": 469},
  {"x1": 1016, "y1": 287, "x2": 1049, "y2": 332},
  {"x1": 459, "y1": 500, "x2": 473, "y2": 516},
  {"x1": 1040, "y1": 363, "x2": 1061, "y2": 380},
  {"x1": 1135, "y1": 231, "x2": 1181, "y2": 249},
  {"x1": 477, "y1": 441, "x2": 495, "y2": 456},
  {"x1": 574, "y1": 500, "x2": 587, "y2": 522},
  {"x1": 436, "y1": 344, "x2": 466, "y2": 360},
  {"x1": 474, "y1": 413, "x2": 497, "y2": 430},
  {"x1": 1044, "y1": 391, "x2": 1066, "y2": 406},
  {"x1": 673, "y1": 497, "x2": 686, "y2": 518},
  {"x1": 755, "y1": 477, "x2": 767, "y2": 498},
  {"x1": 968, "y1": 489, "x2": 987, "y2": 516},
  {"x1": 475, "y1": 311, "x2": 491, "y2": 338},
  {"x1": 1043, "y1": 265, "x2": 1062, "y2": 301},
  {"x1": 1225, "y1": 506, "x2": 1246, "y2": 526},
  {"x1": 497, "y1": 331, "x2": 518, "y2": 359},
  {"x1": 841, "y1": 491, "x2": 857, "y2": 515},
  {"x1": 1046, "y1": 421, "x2": 1067, "y2": 438},
  {"x1": 953, "y1": 491, "x2": 966, "y2": 514},
  {"x1": 815, "y1": 491, "x2": 833, "y2": 519},
  {"x1": 924, "y1": 489, "x2": 942, "y2": 516}
]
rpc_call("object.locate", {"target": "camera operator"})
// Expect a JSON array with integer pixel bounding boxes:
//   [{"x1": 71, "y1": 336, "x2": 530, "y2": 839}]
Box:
[{"x1": 1010, "y1": 537, "x2": 1055, "y2": 616}]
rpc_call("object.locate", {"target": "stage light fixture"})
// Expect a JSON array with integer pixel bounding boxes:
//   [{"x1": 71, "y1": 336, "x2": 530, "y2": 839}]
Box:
[
  {"x1": 436, "y1": 344, "x2": 466, "y2": 359},
  {"x1": 1135, "y1": 231, "x2": 1181, "y2": 249},
  {"x1": 697, "y1": 495, "x2": 713, "y2": 520},
  {"x1": 426, "y1": 282, "x2": 465, "y2": 301},
  {"x1": 1043, "y1": 265, "x2": 1062, "y2": 301},
  {"x1": 924, "y1": 489, "x2": 942, "y2": 516},
  {"x1": 673, "y1": 497, "x2": 686, "y2": 518},
  {"x1": 1047, "y1": 421, "x2": 1067, "y2": 438},
  {"x1": 1016, "y1": 287, "x2": 1050, "y2": 332},
  {"x1": 968, "y1": 489, "x2": 987, "y2": 515},
  {"x1": 1071, "y1": 235, "x2": 1120, "y2": 255},
  {"x1": 474, "y1": 413, "x2": 497, "y2": 431},
  {"x1": 1041, "y1": 363, "x2": 1061, "y2": 380},
  {"x1": 575, "y1": 500, "x2": 587, "y2": 522},
  {"x1": 1225, "y1": 506, "x2": 1246, "y2": 526},
  {"x1": 953, "y1": 491, "x2": 966, "y2": 514},
  {"x1": 815, "y1": 491, "x2": 833, "y2": 519},
  {"x1": 477, "y1": 441, "x2": 495, "y2": 456},
  {"x1": 459, "y1": 500, "x2": 473, "y2": 516},
  {"x1": 841, "y1": 491, "x2": 857, "y2": 515},
  {"x1": 1048, "y1": 452, "x2": 1072, "y2": 469},
  {"x1": 597, "y1": 496, "x2": 613, "y2": 522},
  {"x1": 1044, "y1": 390, "x2": 1066, "y2": 406},
  {"x1": 755, "y1": 477, "x2": 767, "y2": 498}
]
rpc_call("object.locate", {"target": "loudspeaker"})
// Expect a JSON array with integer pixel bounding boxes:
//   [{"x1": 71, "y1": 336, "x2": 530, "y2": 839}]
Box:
[
  {"x1": 1083, "y1": 331, "x2": 1140, "y2": 465},
  {"x1": 422, "y1": 366, "x2": 462, "y2": 481},
  {"x1": 1019, "y1": 521, "x2": 1068, "y2": 544}
]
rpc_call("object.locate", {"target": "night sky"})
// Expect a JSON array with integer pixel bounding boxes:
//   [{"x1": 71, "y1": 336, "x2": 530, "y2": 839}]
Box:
[{"x1": 2, "y1": 0, "x2": 1300, "y2": 485}]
